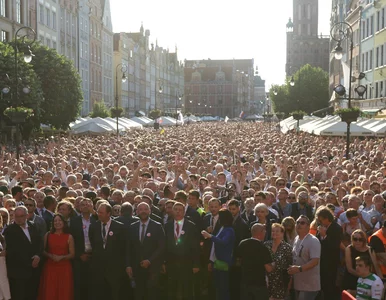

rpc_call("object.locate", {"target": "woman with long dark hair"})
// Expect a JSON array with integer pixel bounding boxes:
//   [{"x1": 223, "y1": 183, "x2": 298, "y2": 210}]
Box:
[{"x1": 38, "y1": 214, "x2": 75, "y2": 300}]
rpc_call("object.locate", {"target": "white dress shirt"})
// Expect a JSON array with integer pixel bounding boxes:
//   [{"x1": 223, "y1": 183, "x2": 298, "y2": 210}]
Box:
[
  {"x1": 82, "y1": 215, "x2": 92, "y2": 252},
  {"x1": 20, "y1": 223, "x2": 31, "y2": 242}
]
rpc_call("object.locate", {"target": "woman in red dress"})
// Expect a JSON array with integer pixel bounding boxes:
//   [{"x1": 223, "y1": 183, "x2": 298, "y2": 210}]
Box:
[{"x1": 39, "y1": 214, "x2": 75, "y2": 300}]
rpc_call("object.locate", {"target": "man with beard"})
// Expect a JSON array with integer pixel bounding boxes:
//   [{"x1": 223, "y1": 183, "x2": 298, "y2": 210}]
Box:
[{"x1": 128, "y1": 202, "x2": 165, "y2": 300}]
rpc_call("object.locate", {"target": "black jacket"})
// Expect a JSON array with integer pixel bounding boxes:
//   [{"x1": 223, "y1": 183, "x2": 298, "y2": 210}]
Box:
[
  {"x1": 70, "y1": 215, "x2": 96, "y2": 259},
  {"x1": 128, "y1": 219, "x2": 165, "y2": 273},
  {"x1": 4, "y1": 221, "x2": 43, "y2": 279}
]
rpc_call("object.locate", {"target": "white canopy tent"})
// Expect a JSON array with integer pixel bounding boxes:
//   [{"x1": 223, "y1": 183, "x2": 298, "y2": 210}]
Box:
[
  {"x1": 280, "y1": 116, "x2": 317, "y2": 134},
  {"x1": 158, "y1": 116, "x2": 178, "y2": 126},
  {"x1": 370, "y1": 122, "x2": 386, "y2": 136},
  {"x1": 313, "y1": 121, "x2": 374, "y2": 136},
  {"x1": 105, "y1": 117, "x2": 143, "y2": 129},
  {"x1": 71, "y1": 122, "x2": 114, "y2": 135},
  {"x1": 129, "y1": 116, "x2": 154, "y2": 126}
]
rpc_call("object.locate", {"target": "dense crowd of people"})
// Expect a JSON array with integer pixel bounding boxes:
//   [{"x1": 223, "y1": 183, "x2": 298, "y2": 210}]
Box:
[{"x1": 0, "y1": 122, "x2": 385, "y2": 300}]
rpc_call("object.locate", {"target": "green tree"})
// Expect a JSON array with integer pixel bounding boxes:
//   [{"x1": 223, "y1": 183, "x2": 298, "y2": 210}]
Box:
[
  {"x1": 90, "y1": 102, "x2": 110, "y2": 118},
  {"x1": 270, "y1": 64, "x2": 329, "y2": 115},
  {"x1": 29, "y1": 43, "x2": 83, "y2": 129},
  {"x1": 0, "y1": 42, "x2": 43, "y2": 133},
  {"x1": 148, "y1": 109, "x2": 162, "y2": 120}
]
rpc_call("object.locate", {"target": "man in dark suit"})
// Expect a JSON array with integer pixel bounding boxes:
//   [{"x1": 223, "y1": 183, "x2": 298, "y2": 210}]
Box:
[
  {"x1": 25, "y1": 198, "x2": 47, "y2": 239},
  {"x1": 70, "y1": 198, "x2": 96, "y2": 300},
  {"x1": 201, "y1": 198, "x2": 222, "y2": 298},
  {"x1": 128, "y1": 202, "x2": 165, "y2": 300},
  {"x1": 140, "y1": 195, "x2": 163, "y2": 224},
  {"x1": 115, "y1": 202, "x2": 139, "y2": 228},
  {"x1": 175, "y1": 190, "x2": 202, "y2": 230},
  {"x1": 290, "y1": 191, "x2": 314, "y2": 222},
  {"x1": 4, "y1": 206, "x2": 43, "y2": 300},
  {"x1": 42, "y1": 195, "x2": 56, "y2": 230},
  {"x1": 228, "y1": 199, "x2": 250, "y2": 300},
  {"x1": 89, "y1": 203, "x2": 130, "y2": 300},
  {"x1": 164, "y1": 202, "x2": 200, "y2": 300},
  {"x1": 316, "y1": 206, "x2": 342, "y2": 300}
]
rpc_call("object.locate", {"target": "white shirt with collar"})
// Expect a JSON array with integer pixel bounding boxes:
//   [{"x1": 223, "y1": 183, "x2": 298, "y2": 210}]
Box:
[
  {"x1": 20, "y1": 222, "x2": 31, "y2": 242},
  {"x1": 211, "y1": 214, "x2": 219, "y2": 229},
  {"x1": 82, "y1": 215, "x2": 92, "y2": 252},
  {"x1": 101, "y1": 218, "x2": 112, "y2": 248},
  {"x1": 139, "y1": 218, "x2": 150, "y2": 241}
]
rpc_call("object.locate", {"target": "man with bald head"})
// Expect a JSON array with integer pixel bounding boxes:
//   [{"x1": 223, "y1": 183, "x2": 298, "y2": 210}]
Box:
[
  {"x1": 128, "y1": 202, "x2": 165, "y2": 300},
  {"x1": 236, "y1": 223, "x2": 274, "y2": 300}
]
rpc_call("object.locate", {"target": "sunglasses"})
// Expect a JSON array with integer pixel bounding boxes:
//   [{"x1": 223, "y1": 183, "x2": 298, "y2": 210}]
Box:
[
  {"x1": 352, "y1": 237, "x2": 365, "y2": 242},
  {"x1": 296, "y1": 221, "x2": 308, "y2": 225}
]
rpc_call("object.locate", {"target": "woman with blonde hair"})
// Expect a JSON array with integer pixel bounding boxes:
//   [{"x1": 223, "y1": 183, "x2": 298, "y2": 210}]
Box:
[
  {"x1": 281, "y1": 217, "x2": 297, "y2": 246},
  {"x1": 341, "y1": 229, "x2": 382, "y2": 294},
  {"x1": 264, "y1": 223, "x2": 293, "y2": 300}
]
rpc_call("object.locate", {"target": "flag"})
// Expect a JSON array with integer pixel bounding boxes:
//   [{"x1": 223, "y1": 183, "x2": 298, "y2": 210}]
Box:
[
  {"x1": 239, "y1": 111, "x2": 245, "y2": 118},
  {"x1": 160, "y1": 128, "x2": 165, "y2": 135},
  {"x1": 224, "y1": 116, "x2": 229, "y2": 123},
  {"x1": 178, "y1": 112, "x2": 184, "y2": 125}
]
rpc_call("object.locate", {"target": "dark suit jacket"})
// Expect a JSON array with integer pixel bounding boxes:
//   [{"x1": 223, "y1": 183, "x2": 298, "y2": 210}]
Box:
[
  {"x1": 249, "y1": 218, "x2": 275, "y2": 241},
  {"x1": 115, "y1": 215, "x2": 140, "y2": 228},
  {"x1": 202, "y1": 213, "x2": 222, "y2": 262},
  {"x1": 186, "y1": 205, "x2": 203, "y2": 230},
  {"x1": 128, "y1": 219, "x2": 165, "y2": 274},
  {"x1": 232, "y1": 215, "x2": 250, "y2": 261},
  {"x1": 151, "y1": 205, "x2": 162, "y2": 218},
  {"x1": 241, "y1": 210, "x2": 256, "y2": 225},
  {"x1": 70, "y1": 215, "x2": 96, "y2": 259},
  {"x1": 30, "y1": 214, "x2": 47, "y2": 239},
  {"x1": 89, "y1": 219, "x2": 130, "y2": 281},
  {"x1": 165, "y1": 218, "x2": 200, "y2": 269},
  {"x1": 149, "y1": 213, "x2": 162, "y2": 224},
  {"x1": 42, "y1": 210, "x2": 54, "y2": 231},
  {"x1": 4, "y1": 221, "x2": 43, "y2": 279},
  {"x1": 316, "y1": 221, "x2": 342, "y2": 271}
]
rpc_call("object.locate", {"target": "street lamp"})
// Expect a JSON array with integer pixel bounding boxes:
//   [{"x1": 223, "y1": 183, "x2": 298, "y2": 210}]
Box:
[
  {"x1": 12, "y1": 26, "x2": 36, "y2": 159},
  {"x1": 115, "y1": 63, "x2": 127, "y2": 138},
  {"x1": 330, "y1": 21, "x2": 365, "y2": 159},
  {"x1": 290, "y1": 76, "x2": 295, "y2": 86}
]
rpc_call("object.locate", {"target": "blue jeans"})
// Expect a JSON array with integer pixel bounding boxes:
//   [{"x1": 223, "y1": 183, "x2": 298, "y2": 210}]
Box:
[{"x1": 296, "y1": 290, "x2": 320, "y2": 300}]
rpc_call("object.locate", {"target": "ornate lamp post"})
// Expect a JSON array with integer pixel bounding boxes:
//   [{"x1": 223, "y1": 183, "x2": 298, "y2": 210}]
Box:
[
  {"x1": 330, "y1": 22, "x2": 367, "y2": 158},
  {"x1": 115, "y1": 63, "x2": 127, "y2": 138},
  {"x1": 12, "y1": 26, "x2": 37, "y2": 159}
]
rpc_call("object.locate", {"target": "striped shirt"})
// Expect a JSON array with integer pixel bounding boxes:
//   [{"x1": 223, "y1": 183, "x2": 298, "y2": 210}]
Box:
[{"x1": 356, "y1": 273, "x2": 384, "y2": 300}]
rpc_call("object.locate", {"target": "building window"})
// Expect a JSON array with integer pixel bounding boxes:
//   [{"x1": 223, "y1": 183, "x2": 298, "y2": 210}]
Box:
[
  {"x1": 16, "y1": 0, "x2": 21, "y2": 23},
  {"x1": 376, "y1": 47, "x2": 379, "y2": 68},
  {"x1": 377, "y1": 11, "x2": 381, "y2": 31},
  {"x1": 39, "y1": 4, "x2": 44, "y2": 23},
  {"x1": 46, "y1": 39, "x2": 51, "y2": 48},
  {"x1": 365, "y1": 52, "x2": 368, "y2": 71},
  {"x1": 381, "y1": 45, "x2": 384, "y2": 66},
  {"x1": 382, "y1": 8, "x2": 385, "y2": 30},
  {"x1": 53, "y1": 41, "x2": 57, "y2": 50},
  {"x1": 370, "y1": 15, "x2": 374, "y2": 36},
  {"x1": 0, "y1": 0, "x2": 6, "y2": 17},
  {"x1": 39, "y1": 35, "x2": 44, "y2": 43},
  {"x1": 46, "y1": 8, "x2": 50, "y2": 27},
  {"x1": 370, "y1": 50, "x2": 373, "y2": 69},
  {"x1": 53, "y1": 12, "x2": 56, "y2": 29},
  {"x1": 1, "y1": 30, "x2": 8, "y2": 42}
]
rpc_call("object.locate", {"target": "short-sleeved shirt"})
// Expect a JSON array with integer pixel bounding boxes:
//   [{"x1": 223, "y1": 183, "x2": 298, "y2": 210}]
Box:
[
  {"x1": 292, "y1": 234, "x2": 321, "y2": 292},
  {"x1": 236, "y1": 238, "x2": 272, "y2": 287},
  {"x1": 356, "y1": 273, "x2": 384, "y2": 300}
]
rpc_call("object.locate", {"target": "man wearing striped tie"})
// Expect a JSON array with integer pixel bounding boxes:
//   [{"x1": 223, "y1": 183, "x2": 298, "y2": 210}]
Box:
[{"x1": 355, "y1": 256, "x2": 384, "y2": 300}]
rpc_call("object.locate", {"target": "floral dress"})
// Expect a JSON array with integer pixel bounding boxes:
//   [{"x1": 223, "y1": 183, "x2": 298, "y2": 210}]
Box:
[{"x1": 264, "y1": 240, "x2": 293, "y2": 299}]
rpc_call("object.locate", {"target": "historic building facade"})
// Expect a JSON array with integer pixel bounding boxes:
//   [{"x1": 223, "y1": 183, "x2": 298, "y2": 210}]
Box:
[
  {"x1": 286, "y1": 0, "x2": 330, "y2": 76},
  {"x1": 184, "y1": 59, "x2": 254, "y2": 118}
]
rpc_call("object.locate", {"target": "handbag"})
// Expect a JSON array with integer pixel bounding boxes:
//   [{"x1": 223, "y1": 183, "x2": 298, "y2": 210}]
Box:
[{"x1": 214, "y1": 259, "x2": 229, "y2": 271}]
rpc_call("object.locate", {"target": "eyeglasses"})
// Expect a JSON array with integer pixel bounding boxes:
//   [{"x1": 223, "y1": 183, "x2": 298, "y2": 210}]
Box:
[
  {"x1": 352, "y1": 237, "x2": 365, "y2": 242},
  {"x1": 24, "y1": 203, "x2": 35, "y2": 207},
  {"x1": 296, "y1": 221, "x2": 308, "y2": 225},
  {"x1": 52, "y1": 180, "x2": 60, "y2": 183},
  {"x1": 364, "y1": 194, "x2": 373, "y2": 196}
]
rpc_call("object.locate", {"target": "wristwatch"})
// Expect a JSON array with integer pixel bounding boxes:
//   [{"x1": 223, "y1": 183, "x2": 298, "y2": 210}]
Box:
[{"x1": 298, "y1": 266, "x2": 303, "y2": 272}]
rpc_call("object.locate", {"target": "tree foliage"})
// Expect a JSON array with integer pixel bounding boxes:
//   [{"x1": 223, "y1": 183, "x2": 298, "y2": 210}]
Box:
[
  {"x1": 270, "y1": 64, "x2": 329, "y2": 115},
  {"x1": 0, "y1": 42, "x2": 43, "y2": 130},
  {"x1": 90, "y1": 102, "x2": 110, "y2": 118},
  {"x1": 148, "y1": 109, "x2": 162, "y2": 120},
  {"x1": 29, "y1": 43, "x2": 83, "y2": 129}
]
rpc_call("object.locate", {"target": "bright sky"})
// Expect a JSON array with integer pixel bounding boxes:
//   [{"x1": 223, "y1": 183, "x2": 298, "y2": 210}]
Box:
[{"x1": 111, "y1": 0, "x2": 332, "y2": 91}]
